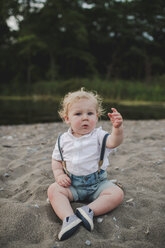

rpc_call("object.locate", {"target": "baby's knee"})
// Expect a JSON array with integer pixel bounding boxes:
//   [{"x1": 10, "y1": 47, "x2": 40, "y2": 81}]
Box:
[
  {"x1": 48, "y1": 182, "x2": 70, "y2": 201},
  {"x1": 47, "y1": 182, "x2": 59, "y2": 200},
  {"x1": 116, "y1": 187, "x2": 124, "y2": 203}
]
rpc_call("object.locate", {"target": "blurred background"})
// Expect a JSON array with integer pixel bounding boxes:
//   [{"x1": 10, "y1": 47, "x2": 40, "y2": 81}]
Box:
[{"x1": 0, "y1": 0, "x2": 165, "y2": 124}]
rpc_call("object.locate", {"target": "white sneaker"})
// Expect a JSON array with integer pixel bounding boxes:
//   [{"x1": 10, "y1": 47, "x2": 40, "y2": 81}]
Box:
[
  {"x1": 76, "y1": 206, "x2": 94, "y2": 231},
  {"x1": 58, "y1": 214, "x2": 82, "y2": 241}
]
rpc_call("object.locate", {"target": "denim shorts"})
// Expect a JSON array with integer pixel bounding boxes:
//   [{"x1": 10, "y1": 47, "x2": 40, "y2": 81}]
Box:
[{"x1": 69, "y1": 170, "x2": 116, "y2": 202}]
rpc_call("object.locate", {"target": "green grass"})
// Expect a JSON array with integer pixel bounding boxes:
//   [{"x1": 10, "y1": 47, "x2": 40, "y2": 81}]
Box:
[
  {"x1": 0, "y1": 95, "x2": 61, "y2": 101},
  {"x1": 1, "y1": 76, "x2": 165, "y2": 102}
]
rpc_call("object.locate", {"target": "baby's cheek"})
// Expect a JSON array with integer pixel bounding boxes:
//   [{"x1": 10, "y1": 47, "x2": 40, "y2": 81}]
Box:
[
  {"x1": 76, "y1": 120, "x2": 82, "y2": 127},
  {"x1": 91, "y1": 119, "x2": 97, "y2": 126}
]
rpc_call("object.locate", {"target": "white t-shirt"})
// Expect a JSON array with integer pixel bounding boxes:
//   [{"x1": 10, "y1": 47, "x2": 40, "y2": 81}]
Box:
[{"x1": 52, "y1": 126, "x2": 113, "y2": 176}]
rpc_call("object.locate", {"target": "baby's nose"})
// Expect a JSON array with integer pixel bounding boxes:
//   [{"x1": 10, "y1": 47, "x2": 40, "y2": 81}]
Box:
[{"x1": 82, "y1": 113, "x2": 88, "y2": 119}]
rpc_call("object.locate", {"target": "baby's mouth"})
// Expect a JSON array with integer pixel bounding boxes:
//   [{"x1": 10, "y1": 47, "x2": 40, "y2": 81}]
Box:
[{"x1": 82, "y1": 124, "x2": 88, "y2": 128}]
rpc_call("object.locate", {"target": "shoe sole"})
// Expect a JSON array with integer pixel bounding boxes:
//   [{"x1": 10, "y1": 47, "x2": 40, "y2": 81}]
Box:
[
  {"x1": 58, "y1": 218, "x2": 82, "y2": 241},
  {"x1": 76, "y1": 208, "x2": 94, "y2": 231}
]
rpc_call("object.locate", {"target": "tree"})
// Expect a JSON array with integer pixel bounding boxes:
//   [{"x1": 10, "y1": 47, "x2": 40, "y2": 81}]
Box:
[{"x1": 1, "y1": 0, "x2": 165, "y2": 91}]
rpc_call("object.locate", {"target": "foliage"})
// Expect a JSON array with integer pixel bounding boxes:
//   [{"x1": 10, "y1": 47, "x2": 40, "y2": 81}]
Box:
[
  {"x1": 0, "y1": 0, "x2": 165, "y2": 94},
  {"x1": 1, "y1": 77, "x2": 165, "y2": 102}
]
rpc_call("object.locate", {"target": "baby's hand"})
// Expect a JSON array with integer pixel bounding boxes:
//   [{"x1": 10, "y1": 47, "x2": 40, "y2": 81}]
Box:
[
  {"x1": 56, "y1": 174, "x2": 71, "y2": 187},
  {"x1": 108, "y1": 108, "x2": 123, "y2": 128}
]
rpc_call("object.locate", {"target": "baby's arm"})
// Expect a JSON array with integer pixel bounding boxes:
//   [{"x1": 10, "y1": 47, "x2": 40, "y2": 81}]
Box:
[
  {"x1": 52, "y1": 159, "x2": 71, "y2": 187},
  {"x1": 106, "y1": 108, "x2": 124, "y2": 148}
]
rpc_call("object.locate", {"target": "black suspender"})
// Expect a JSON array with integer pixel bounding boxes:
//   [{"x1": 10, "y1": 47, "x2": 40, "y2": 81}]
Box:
[
  {"x1": 98, "y1": 133, "x2": 109, "y2": 173},
  {"x1": 58, "y1": 132, "x2": 109, "y2": 175},
  {"x1": 57, "y1": 133, "x2": 69, "y2": 175}
]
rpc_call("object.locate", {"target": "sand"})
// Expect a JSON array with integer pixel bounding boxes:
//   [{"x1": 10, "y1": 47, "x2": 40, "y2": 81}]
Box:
[{"x1": 0, "y1": 120, "x2": 165, "y2": 248}]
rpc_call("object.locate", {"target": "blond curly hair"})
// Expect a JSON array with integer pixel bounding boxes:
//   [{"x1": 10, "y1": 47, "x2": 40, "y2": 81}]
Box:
[{"x1": 58, "y1": 88, "x2": 104, "y2": 121}]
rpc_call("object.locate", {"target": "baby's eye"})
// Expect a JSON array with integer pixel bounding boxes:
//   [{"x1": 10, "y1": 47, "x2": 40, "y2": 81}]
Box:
[
  {"x1": 75, "y1": 113, "x2": 81, "y2": 116},
  {"x1": 88, "y1": 112, "x2": 94, "y2": 115}
]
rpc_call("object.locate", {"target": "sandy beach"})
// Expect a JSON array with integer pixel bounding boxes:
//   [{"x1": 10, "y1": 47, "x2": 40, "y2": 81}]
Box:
[{"x1": 0, "y1": 120, "x2": 165, "y2": 248}]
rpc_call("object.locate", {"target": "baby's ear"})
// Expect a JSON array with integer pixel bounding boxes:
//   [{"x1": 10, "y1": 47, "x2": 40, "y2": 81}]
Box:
[{"x1": 64, "y1": 115, "x2": 70, "y2": 124}]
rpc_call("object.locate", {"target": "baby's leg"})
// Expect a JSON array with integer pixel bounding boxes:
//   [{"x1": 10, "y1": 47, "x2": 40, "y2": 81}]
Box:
[
  {"x1": 47, "y1": 182, "x2": 74, "y2": 220},
  {"x1": 88, "y1": 186, "x2": 124, "y2": 216}
]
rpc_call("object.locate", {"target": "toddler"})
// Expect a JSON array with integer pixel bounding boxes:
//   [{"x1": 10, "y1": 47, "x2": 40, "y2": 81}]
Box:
[{"x1": 48, "y1": 88, "x2": 124, "y2": 240}]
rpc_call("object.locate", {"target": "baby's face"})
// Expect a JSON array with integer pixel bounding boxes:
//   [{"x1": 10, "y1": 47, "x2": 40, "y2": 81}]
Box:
[{"x1": 65, "y1": 98, "x2": 98, "y2": 137}]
